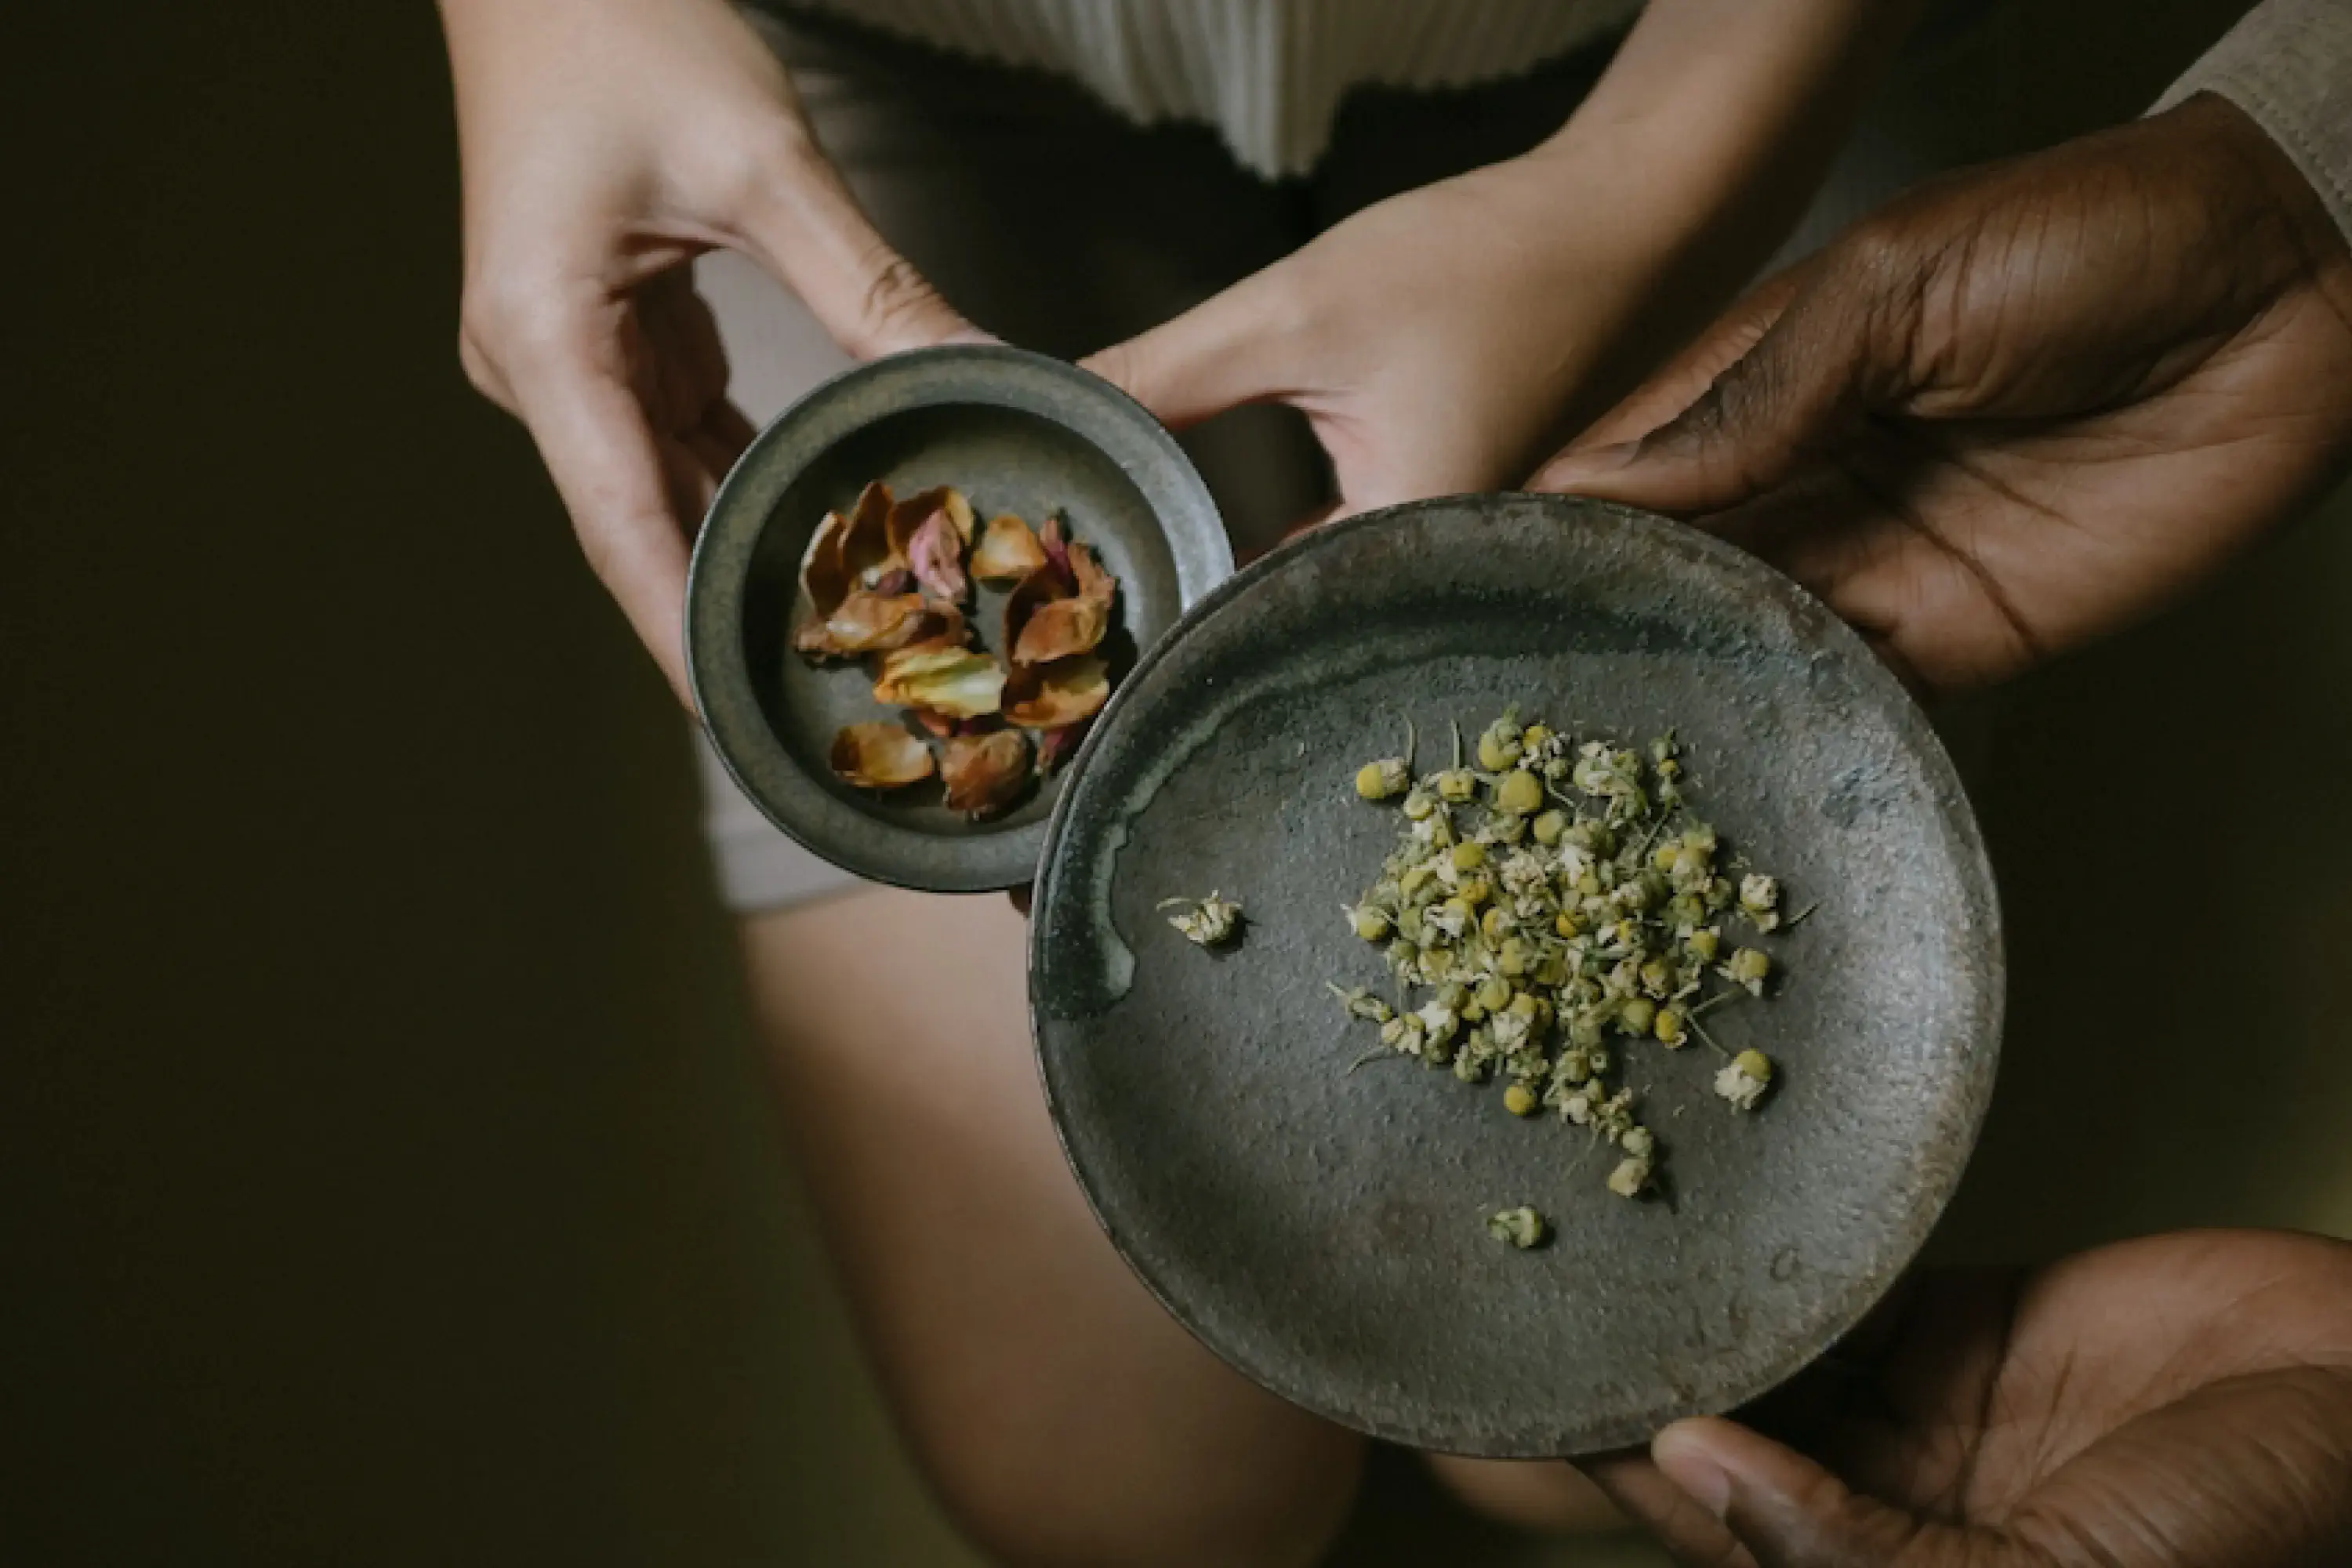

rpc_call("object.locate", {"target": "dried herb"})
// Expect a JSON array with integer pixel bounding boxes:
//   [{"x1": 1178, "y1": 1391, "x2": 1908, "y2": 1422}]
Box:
[
  {"x1": 872, "y1": 644, "x2": 1007, "y2": 720},
  {"x1": 791, "y1": 481, "x2": 1124, "y2": 814},
  {"x1": 1004, "y1": 655, "x2": 1109, "y2": 728},
  {"x1": 971, "y1": 514, "x2": 1048, "y2": 583},
  {"x1": 829, "y1": 721, "x2": 935, "y2": 790},
  {"x1": 1486, "y1": 1206, "x2": 1548, "y2": 1249},
  {"x1": 1328, "y1": 710, "x2": 1801, "y2": 1220},
  {"x1": 1008, "y1": 541, "x2": 1117, "y2": 666},
  {"x1": 1162, "y1": 892, "x2": 1243, "y2": 948},
  {"x1": 941, "y1": 730, "x2": 1032, "y2": 820}
]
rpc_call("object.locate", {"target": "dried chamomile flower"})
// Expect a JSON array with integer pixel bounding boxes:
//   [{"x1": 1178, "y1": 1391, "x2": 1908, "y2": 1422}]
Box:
[
  {"x1": 1356, "y1": 758, "x2": 1410, "y2": 800},
  {"x1": 1475, "y1": 710, "x2": 1525, "y2": 772},
  {"x1": 1724, "y1": 946, "x2": 1773, "y2": 996},
  {"x1": 1590, "y1": 1087, "x2": 1637, "y2": 1143},
  {"x1": 1326, "y1": 705, "x2": 1806, "y2": 1206},
  {"x1": 1416, "y1": 996, "x2": 1461, "y2": 1053},
  {"x1": 1381, "y1": 1012, "x2": 1425, "y2": 1055},
  {"x1": 1740, "y1": 873, "x2": 1783, "y2": 931},
  {"x1": 1326, "y1": 983, "x2": 1394, "y2": 1024},
  {"x1": 1607, "y1": 1156, "x2": 1653, "y2": 1199},
  {"x1": 1486, "y1": 1206, "x2": 1549, "y2": 1249},
  {"x1": 1714, "y1": 1048, "x2": 1775, "y2": 1111},
  {"x1": 1162, "y1": 892, "x2": 1242, "y2": 947},
  {"x1": 1495, "y1": 769, "x2": 1545, "y2": 815}
]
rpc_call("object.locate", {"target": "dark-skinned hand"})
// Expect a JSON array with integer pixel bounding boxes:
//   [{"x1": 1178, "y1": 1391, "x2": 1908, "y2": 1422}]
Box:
[
  {"x1": 1583, "y1": 1229, "x2": 2352, "y2": 1566},
  {"x1": 1535, "y1": 93, "x2": 2352, "y2": 696}
]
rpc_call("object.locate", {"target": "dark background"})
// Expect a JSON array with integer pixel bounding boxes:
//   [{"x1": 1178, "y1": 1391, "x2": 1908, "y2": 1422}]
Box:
[{"x1": 5, "y1": 2, "x2": 2345, "y2": 1564}]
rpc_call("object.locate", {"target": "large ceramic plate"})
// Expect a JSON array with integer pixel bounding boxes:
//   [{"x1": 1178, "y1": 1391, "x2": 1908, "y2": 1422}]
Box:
[{"x1": 1030, "y1": 494, "x2": 2002, "y2": 1456}]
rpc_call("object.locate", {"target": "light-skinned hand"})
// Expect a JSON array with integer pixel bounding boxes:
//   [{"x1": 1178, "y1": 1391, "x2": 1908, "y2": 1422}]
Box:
[
  {"x1": 1089, "y1": 0, "x2": 1922, "y2": 524},
  {"x1": 441, "y1": 0, "x2": 980, "y2": 700}
]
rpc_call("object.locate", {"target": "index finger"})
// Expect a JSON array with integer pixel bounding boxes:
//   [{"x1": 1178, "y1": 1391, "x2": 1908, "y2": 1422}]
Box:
[{"x1": 1534, "y1": 263, "x2": 1813, "y2": 479}]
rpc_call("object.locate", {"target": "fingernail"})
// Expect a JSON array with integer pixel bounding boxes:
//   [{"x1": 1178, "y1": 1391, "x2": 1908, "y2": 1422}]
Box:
[{"x1": 1653, "y1": 1429, "x2": 1734, "y2": 1520}]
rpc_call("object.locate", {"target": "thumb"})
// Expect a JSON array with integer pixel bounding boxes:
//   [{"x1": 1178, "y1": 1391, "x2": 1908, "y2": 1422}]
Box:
[
  {"x1": 731, "y1": 136, "x2": 982, "y2": 359},
  {"x1": 1084, "y1": 270, "x2": 1302, "y2": 432},
  {"x1": 1652, "y1": 1418, "x2": 1980, "y2": 1568},
  {"x1": 1530, "y1": 267, "x2": 1878, "y2": 518}
]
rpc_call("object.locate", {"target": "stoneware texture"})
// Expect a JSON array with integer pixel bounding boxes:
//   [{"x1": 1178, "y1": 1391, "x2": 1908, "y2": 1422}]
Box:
[
  {"x1": 1030, "y1": 494, "x2": 2005, "y2": 1457},
  {"x1": 688, "y1": 345, "x2": 1232, "y2": 891}
]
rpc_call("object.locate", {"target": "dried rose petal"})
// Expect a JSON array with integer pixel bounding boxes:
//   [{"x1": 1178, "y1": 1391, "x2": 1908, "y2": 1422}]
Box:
[
  {"x1": 840, "y1": 481, "x2": 896, "y2": 586},
  {"x1": 913, "y1": 599, "x2": 969, "y2": 649},
  {"x1": 1011, "y1": 543, "x2": 1116, "y2": 665},
  {"x1": 1004, "y1": 655, "x2": 1109, "y2": 728},
  {"x1": 793, "y1": 590, "x2": 930, "y2": 661},
  {"x1": 1001, "y1": 566, "x2": 1062, "y2": 659},
  {"x1": 829, "y1": 721, "x2": 935, "y2": 789},
  {"x1": 907, "y1": 508, "x2": 970, "y2": 604},
  {"x1": 799, "y1": 509, "x2": 853, "y2": 616},
  {"x1": 1069, "y1": 539, "x2": 1114, "y2": 599},
  {"x1": 941, "y1": 488, "x2": 976, "y2": 543},
  {"x1": 941, "y1": 729, "x2": 1032, "y2": 819},
  {"x1": 910, "y1": 708, "x2": 957, "y2": 739},
  {"x1": 1039, "y1": 514, "x2": 1075, "y2": 590},
  {"x1": 870, "y1": 567, "x2": 914, "y2": 596},
  {"x1": 886, "y1": 486, "x2": 977, "y2": 556},
  {"x1": 873, "y1": 644, "x2": 1006, "y2": 719},
  {"x1": 971, "y1": 514, "x2": 1047, "y2": 583},
  {"x1": 1035, "y1": 722, "x2": 1088, "y2": 775}
]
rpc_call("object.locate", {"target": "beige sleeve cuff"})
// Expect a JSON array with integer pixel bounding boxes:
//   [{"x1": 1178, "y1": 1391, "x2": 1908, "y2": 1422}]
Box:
[{"x1": 2153, "y1": 0, "x2": 2352, "y2": 245}]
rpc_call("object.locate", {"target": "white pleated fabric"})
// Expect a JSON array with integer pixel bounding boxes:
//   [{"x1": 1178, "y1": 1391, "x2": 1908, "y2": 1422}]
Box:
[{"x1": 785, "y1": 0, "x2": 1643, "y2": 177}]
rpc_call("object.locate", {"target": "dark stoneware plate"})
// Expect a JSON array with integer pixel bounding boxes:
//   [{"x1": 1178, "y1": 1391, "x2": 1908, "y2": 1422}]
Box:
[
  {"x1": 688, "y1": 346, "x2": 1232, "y2": 892},
  {"x1": 1030, "y1": 494, "x2": 2002, "y2": 1457}
]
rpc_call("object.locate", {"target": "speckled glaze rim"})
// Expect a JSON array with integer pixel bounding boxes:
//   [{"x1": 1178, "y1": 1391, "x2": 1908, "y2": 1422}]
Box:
[
  {"x1": 685, "y1": 345, "x2": 1232, "y2": 893},
  {"x1": 1029, "y1": 493, "x2": 2005, "y2": 1456}
]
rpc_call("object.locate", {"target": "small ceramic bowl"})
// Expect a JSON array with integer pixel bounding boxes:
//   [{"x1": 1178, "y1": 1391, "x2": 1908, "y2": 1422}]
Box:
[{"x1": 687, "y1": 346, "x2": 1232, "y2": 892}]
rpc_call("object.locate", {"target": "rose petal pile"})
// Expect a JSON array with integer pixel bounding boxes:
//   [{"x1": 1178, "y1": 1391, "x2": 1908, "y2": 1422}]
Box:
[{"x1": 797, "y1": 481, "x2": 1119, "y2": 819}]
